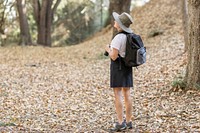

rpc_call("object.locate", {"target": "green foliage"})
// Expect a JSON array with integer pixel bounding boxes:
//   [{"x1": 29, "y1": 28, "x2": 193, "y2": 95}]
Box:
[
  {"x1": 27, "y1": 11, "x2": 37, "y2": 42},
  {"x1": 0, "y1": 0, "x2": 20, "y2": 46},
  {"x1": 172, "y1": 80, "x2": 187, "y2": 90},
  {"x1": 148, "y1": 29, "x2": 164, "y2": 38},
  {"x1": 195, "y1": 83, "x2": 200, "y2": 91},
  {"x1": 0, "y1": 122, "x2": 16, "y2": 127},
  {"x1": 171, "y1": 73, "x2": 188, "y2": 90},
  {"x1": 97, "y1": 53, "x2": 109, "y2": 60},
  {"x1": 52, "y1": 0, "x2": 108, "y2": 46}
]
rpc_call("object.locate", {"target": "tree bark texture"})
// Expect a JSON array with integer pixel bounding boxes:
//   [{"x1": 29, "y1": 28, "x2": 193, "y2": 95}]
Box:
[
  {"x1": 184, "y1": 0, "x2": 200, "y2": 89},
  {"x1": 0, "y1": 0, "x2": 7, "y2": 34},
  {"x1": 33, "y1": 0, "x2": 61, "y2": 46},
  {"x1": 182, "y1": 0, "x2": 189, "y2": 52},
  {"x1": 16, "y1": 0, "x2": 32, "y2": 45},
  {"x1": 105, "y1": 0, "x2": 131, "y2": 37}
]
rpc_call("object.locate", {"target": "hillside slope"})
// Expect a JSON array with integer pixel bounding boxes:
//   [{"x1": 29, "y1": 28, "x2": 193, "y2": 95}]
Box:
[{"x1": 65, "y1": 0, "x2": 184, "y2": 60}]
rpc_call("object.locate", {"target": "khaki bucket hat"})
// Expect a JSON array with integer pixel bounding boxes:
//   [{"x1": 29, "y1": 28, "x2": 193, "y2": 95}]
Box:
[{"x1": 113, "y1": 12, "x2": 133, "y2": 33}]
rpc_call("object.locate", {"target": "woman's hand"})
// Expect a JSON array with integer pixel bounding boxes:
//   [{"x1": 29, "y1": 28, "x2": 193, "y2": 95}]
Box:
[
  {"x1": 105, "y1": 45, "x2": 119, "y2": 61},
  {"x1": 105, "y1": 45, "x2": 110, "y2": 53}
]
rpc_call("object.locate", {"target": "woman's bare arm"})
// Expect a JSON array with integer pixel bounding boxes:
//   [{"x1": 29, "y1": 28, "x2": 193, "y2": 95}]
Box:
[{"x1": 105, "y1": 45, "x2": 119, "y2": 61}]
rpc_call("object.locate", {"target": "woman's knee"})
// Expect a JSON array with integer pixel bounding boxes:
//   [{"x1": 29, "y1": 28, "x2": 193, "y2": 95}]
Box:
[
  {"x1": 123, "y1": 88, "x2": 131, "y2": 101},
  {"x1": 113, "y1": 88, "x2": 122, "y2": 99},
  {"x1": 123, "y1": 87, "x2": 130, "y2": 95}
]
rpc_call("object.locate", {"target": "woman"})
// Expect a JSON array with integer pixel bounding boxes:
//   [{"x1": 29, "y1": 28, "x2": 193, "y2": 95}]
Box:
[{"x1": 105, "y1": 12, "x2": 133, "y2": 132}]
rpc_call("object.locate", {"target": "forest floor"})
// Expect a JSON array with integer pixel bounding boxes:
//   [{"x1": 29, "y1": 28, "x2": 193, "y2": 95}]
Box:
[{"x1": 0, "y1": 0, "x2": 200, "y2": 132}]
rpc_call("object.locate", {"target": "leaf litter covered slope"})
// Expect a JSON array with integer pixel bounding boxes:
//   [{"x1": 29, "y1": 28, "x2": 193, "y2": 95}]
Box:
[{"x1": 0, "y1": 0, "x2": 200, "y2": 132}]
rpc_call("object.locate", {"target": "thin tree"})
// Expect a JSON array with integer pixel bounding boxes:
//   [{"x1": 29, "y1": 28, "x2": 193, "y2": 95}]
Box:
[
  {"x1": 32, "y1": 0, "x2": 61, "y2": 46},
  {"x1": 16, "y1": 0, "x2": 32, "y2": 45},
  {"x1": 184, "y1": 0, "x2": 200, "y2": 89},
  {"x1": 0, "y1": 0, "x2": 7, "y2": 34},
  {"x1": 0, "y1": 0, "x2": 7, "y2": 45}
]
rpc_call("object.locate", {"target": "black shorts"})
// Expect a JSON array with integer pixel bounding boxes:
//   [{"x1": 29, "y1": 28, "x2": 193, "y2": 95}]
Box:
[{"x1": 110, "y1": 58, "x2": 133, "y2": 88}]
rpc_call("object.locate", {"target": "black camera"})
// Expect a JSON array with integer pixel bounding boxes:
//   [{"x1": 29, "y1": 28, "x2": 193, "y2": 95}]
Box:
[
  {"x1": 104, "y1": 51, "x2": 109, "y2": 56},
  {"x1": 104, "y1": 45, "x2": 110, "y2": 56}
]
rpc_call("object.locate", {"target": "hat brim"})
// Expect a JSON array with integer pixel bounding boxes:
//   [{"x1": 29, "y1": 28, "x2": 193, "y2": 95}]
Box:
[{"x1": 113, "y1": 12, "x2": 133, "y2": 33}]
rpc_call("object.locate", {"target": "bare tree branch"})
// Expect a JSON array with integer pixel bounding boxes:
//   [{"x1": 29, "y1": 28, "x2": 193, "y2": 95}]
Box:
[{"x1": 52, "y1": 0, "x2": 61, "y2": 15}]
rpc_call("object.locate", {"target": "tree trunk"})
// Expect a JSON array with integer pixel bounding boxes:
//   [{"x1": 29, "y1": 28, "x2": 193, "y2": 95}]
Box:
[
  {"x1": 182, "y1": 0, "x2": 189, "y2": 52},
  {"x1": 184, "y1": 0, "x2": 200, "y2": 89},
  {"x1": 46, "y1": 0, "x2": 53, "y2": 46},
  {"x1": 37, "y1": 0, "x2": 52, "y2": 46},
  {"x1": 16, "y1": 0, "x2": 32, "y2": 45},
  {"x1": 33, "y1": 0, "x2": 61, "y2": 46},
  {"x1": 105, "y1": 0, "x2": 131, "y2": 37},
  {"x1": 0, "y1": 0, "x2": 7, "y2": 34}
]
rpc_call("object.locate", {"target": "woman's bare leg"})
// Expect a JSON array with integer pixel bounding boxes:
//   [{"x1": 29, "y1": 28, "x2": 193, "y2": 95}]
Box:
[
  {"x1": 123, "y1": 87, "x2": 132, "y2": 122},
  {"x1": 113, "y1": 87, "x2": 123, "y2": 124}
]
